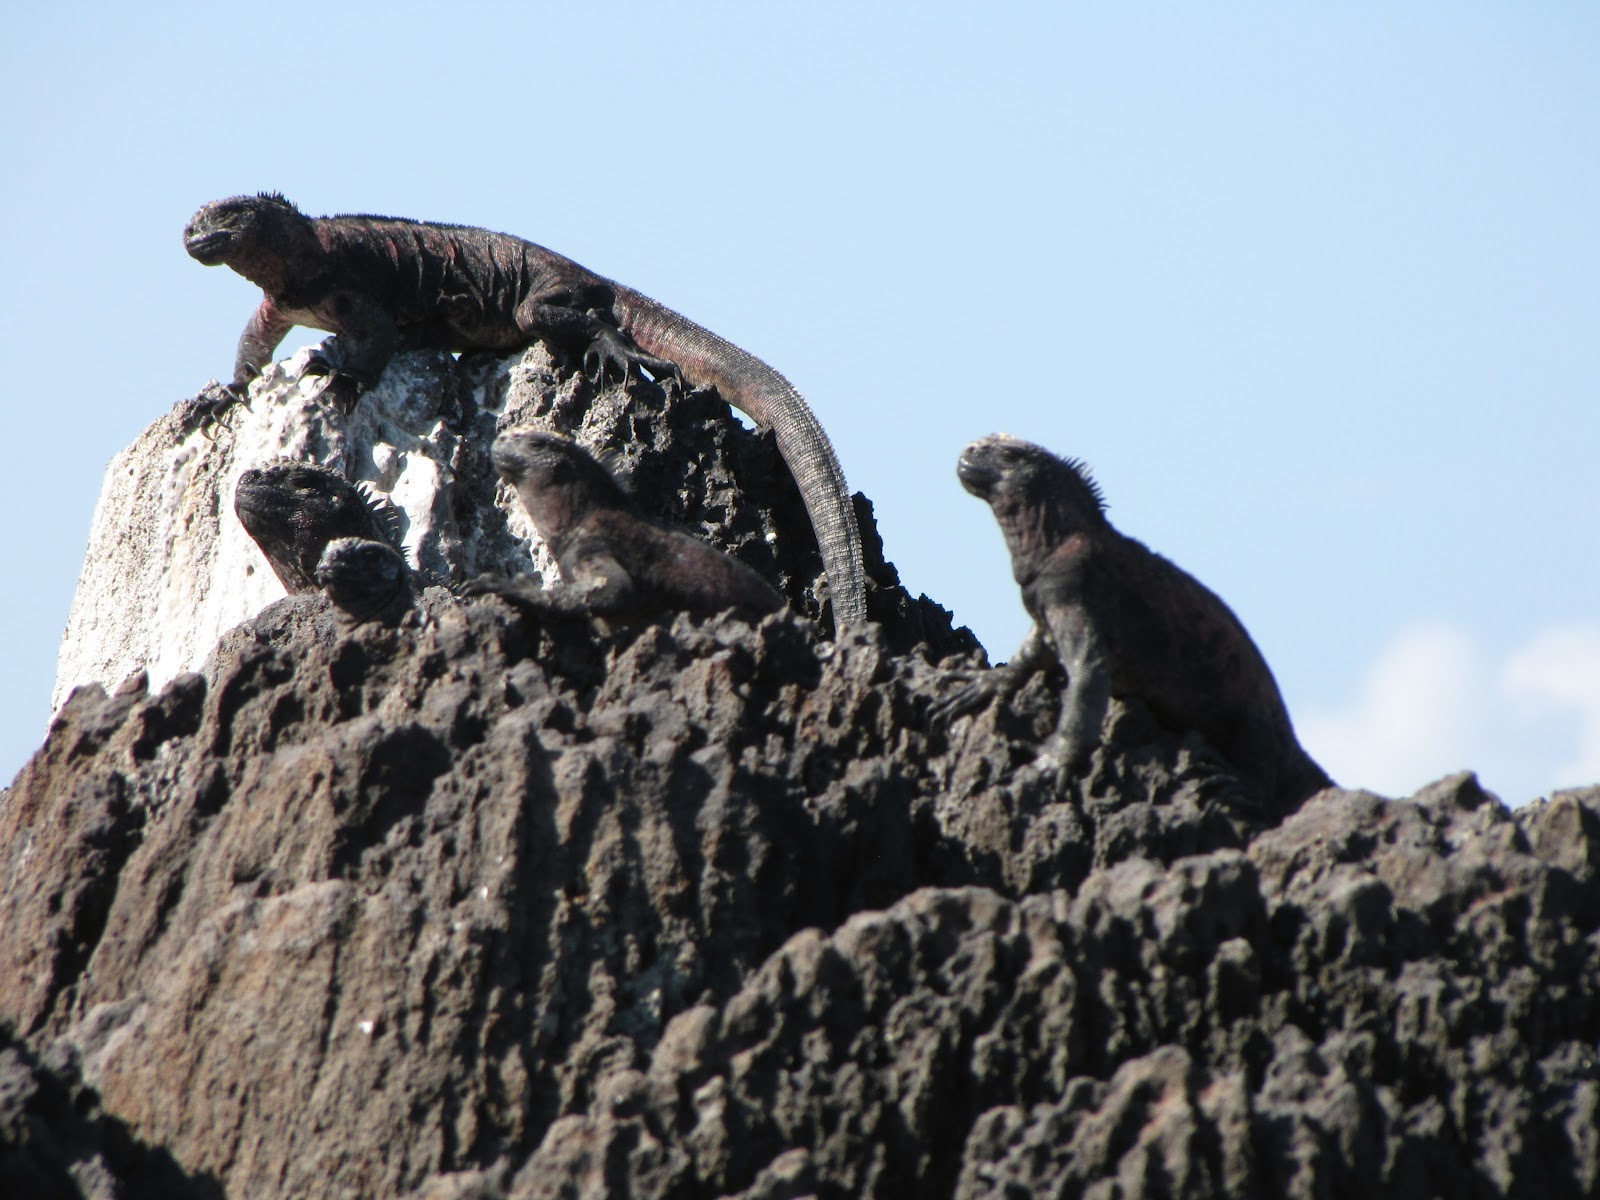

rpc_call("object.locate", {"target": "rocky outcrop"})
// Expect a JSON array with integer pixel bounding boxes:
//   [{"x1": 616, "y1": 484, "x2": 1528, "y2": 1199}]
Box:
[
  {"x1": 514, "y1": 780, "x2": 1600, "y2": 1199},
  {"x1": 53, "y1": 341, "x2": 966, "y2": 713},
  {"x1": 8, "y1": 347, "x2": 1600, "y2": 1198}
]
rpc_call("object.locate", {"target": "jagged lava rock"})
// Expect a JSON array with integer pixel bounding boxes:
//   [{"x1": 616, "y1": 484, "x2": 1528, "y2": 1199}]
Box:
[
  {"x1": 5, "y1": 346, "x2": 1599, "y2": 1198},
  {"x1": 0, "y1": 1023, "x2": 219, "y2": 1198},
  {"x1": 10, "y1": 589, "x2": 1600, "y2": 1197},
  {"x1": 509, "y1": 779, "x2": 1600, "y2": 1199}
]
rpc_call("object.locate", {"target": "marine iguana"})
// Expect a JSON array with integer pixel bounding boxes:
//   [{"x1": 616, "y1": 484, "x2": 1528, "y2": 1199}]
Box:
[
  {"x1": 234, "y1": 460, "x2": 404, "y2": 594},
  {"x1": 935, "y1": 434, "x2": 1331, "y2": 809},
  {"x1": 315, "y1": 536, "x2": 419, "y2": 626},
  {"x1": 183, "y1": 192, "x2": 867, "y2": 627},
  {"x1": 462, "y1": 428, "x2": 785, "y2": 623}
]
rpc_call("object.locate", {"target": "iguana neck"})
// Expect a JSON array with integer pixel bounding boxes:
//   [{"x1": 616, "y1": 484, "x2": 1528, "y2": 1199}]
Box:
[{"x1": 237, "y1": 221, "x2": 328, "y2": 297}]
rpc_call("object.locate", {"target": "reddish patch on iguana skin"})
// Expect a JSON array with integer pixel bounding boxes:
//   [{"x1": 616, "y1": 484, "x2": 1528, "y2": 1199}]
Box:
[{"x1": 947, "y1": 433, "x2": 1331, "y2": 810}]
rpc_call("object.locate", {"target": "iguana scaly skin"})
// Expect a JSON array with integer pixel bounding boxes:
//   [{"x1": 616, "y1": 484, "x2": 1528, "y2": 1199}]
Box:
[
  {"x1": 233, "y1": 460, "x2": 403, "y2": 594},
  {"x1": 184, "y1": 193, "x2": 867, "y2": 627},
  {"x1": 316, "y1": 537, "x2": 419, "y2": 626},
  {"x1": 938, "y1": 434, "x2": 1332, "y2": 810},
  {"x1": 463, "y1": 428, "x2": 785, "y2": 623}
]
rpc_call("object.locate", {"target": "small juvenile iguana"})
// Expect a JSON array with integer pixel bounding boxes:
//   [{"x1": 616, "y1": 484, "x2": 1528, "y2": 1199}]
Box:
[
  {"x1": 316, "y1": 536, "x2": 419, "y2": 626},
  {"x1": 936, "y1": 434, "x2": 1331, "y2": 809},
  {"x1": 184, "y1": 193, "x2": 867, "y2": 626},
  {"x1": 463, "y1": 428, "x2": 784, "y2": 623},
  {"x1": 233, "y1": 460, "x2": 404, "y2": 594}
]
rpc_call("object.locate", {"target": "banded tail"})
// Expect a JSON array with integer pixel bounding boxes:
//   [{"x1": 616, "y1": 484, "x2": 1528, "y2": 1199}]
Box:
[{"x1": 614, "y1": 287, "x2": 868, "y2": 628}]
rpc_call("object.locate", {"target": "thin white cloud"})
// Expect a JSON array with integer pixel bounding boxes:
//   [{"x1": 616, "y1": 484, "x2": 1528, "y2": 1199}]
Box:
[
  {"x1": 1502, "y1": 625, "x2": 1600, "y2": 788},
  {"x1": 1298, "y1": 623, "x2": 1490, "y2": 800},
  {"x1": 1297, "y1": 621, "x2": 1600, "y2": 806}
]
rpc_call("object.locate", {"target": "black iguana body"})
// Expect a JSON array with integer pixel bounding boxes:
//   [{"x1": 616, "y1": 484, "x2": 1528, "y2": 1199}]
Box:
[
  {"x1": 233, "y1": 460, "x2": 404, "y2": 595},
  {"x1": 939, "y1": 434, "x2": 1332, "y2": 810},
  {"x1": 184, "y1": 193, "x2": 867, "y2": 627},
  {"x1": 464, "y1": 428, "x2": 785, "y2": 623}
]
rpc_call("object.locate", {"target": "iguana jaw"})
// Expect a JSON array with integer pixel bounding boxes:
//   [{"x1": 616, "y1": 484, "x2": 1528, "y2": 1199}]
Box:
[
  {"x1": 183, "y1": 199, "x2": 253, "y2": 265},
  {"x1": 183, "y1": 227, "x2": 235, "y2": 265},
  {"x1": 956, "y1": 436, "x2": 1020, "y2": 500}
]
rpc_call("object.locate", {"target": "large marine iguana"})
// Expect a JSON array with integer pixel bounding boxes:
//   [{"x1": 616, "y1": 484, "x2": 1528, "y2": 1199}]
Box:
[
  {"x1": 462, "y1": 428, "x2": 784, "y2": 623},
  {"x1": 233, "y1": 460, "x2": 404, "y2": 594},
  {"x1": 936, "y1": 434, "x2": 1331, "y2": 809},
  {"x1": 183, "y1": 192, "x2": 867, "y2": 627}
]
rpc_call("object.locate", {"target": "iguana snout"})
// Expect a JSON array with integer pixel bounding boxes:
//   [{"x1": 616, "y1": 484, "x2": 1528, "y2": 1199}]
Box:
[{"x1": 183, "y1": 199, "x2": 252, "y2": 264}]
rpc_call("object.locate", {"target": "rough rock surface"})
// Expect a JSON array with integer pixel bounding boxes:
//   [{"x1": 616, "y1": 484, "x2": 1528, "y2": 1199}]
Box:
[
  {"x1": 9, "y1": 348, "x2": 1600, "y2": 1198},
  {"x1": 54, "y1": 341, "x2": 963, "y2": 712},
  {"x1": 0, "y1": 1023, "x2": 220, "y2": 1198}
]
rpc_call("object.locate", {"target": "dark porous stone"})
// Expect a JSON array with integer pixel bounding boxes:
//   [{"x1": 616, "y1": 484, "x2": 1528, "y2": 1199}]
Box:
[{"x1": 5, "y1": 352, "x2": 1598, "y2": 1198}]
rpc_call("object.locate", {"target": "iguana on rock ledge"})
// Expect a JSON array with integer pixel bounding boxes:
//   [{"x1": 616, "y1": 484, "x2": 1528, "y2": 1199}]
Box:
[
  {"x1": 184, "y1": 192, "x2": 867, "y2": 627},
  {"x1": 316, "y1": 537, "x2": 420, "y2": 626},
  {"x1": 462, "y1": 428, "x2": 785, "y2": 623},
  {"x1": 935, "y1": 434, "x2": 1332, "y2": 810},
  {"x1": 233, "y1": 460, "x2": 404, "y2": 595}
]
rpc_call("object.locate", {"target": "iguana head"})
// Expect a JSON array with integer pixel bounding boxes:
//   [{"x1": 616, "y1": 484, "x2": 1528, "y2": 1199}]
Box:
[
  {"x1": 234, "y1": 460, "x2": 404, "y2": 593},
  {"x1": 184, "y1": 193, "x2": 315, "y2": 285},
  {"x1": 491, "y1": 428, "x2": 627, "y2": 544},
  {"x1": 958, "y1": 434, "x2": 1109, "y2": 559},
  {"x1": 316, "y1": 537, "x2": 413, "y2": 624}
]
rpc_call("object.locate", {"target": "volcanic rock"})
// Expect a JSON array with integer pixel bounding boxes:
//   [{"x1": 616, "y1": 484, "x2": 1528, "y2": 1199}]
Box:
[{"x1": 6, "y1": 346, "x2": 1598, "y2": 1198}]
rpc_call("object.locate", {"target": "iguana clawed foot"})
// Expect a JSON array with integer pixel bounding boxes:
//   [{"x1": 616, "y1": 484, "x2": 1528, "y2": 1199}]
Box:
[
  {"x1": 300, "y1": 348, "x2": 366, "y2": 414},
  {"x1": 1010, "y1": 740, "x2": 1080, "y2": 792},
  {"x1": 459, "y1": 572, "x2": 598, "y2": 626},
  {"x1": 183, "y1": 380, "x2": 249, "y2": 440},
  {"x1": 458, "y1": 571, "x2": 551, "y2": 611},
  {"x1": 582, "y1": 324, "x2": 681, "y2": 386},
  {"x1": 930, "y1": 674, "x2": 1083, "y2": 791},
  {"x1": 928, "y1": 664, "x2": 1025, "y2": 734},
  {"x1": 928, "y1": 675, "x2": 994, "y2": 733},
  {"x1": 457, "y1": 571, "x2": 519, "y2": 600}
]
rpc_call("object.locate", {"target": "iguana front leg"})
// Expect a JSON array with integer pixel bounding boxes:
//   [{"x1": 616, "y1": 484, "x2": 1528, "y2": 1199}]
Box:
[
  {"x1": 234, "y1": 297, "x2": 298, "y2": 393},
  {"x1": 298, "y1": 292, "x2": 402, "y2": 412},
  {"x1": 460, "y1": 553, "x2": 637, "y2": 619},
  {"x1": 236, "y1": 291, "x2": 402, "y2": 412},
  {"x1": 930, "y1": 624, "x2": 1054, "y2": 731},
  {"x1": 1038, "y1": 601, "x2": 1111, "y2": 773},
  {"x1": 459, "y1": 572, "x2": 588, "y2": 618},
  {"x1": 187, "y1": 297, "x2": 296, "y2": 432}
]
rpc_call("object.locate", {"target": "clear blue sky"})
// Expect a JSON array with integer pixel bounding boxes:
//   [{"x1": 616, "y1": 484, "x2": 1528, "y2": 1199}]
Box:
[{"x1": 2, "y1": 4, "x2": 1596, "y2": 803}]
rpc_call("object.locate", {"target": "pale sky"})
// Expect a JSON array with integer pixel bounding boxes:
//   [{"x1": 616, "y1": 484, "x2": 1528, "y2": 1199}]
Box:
[{"x1": 2, "y1": 4, "x2": 1596, "y2": 804}]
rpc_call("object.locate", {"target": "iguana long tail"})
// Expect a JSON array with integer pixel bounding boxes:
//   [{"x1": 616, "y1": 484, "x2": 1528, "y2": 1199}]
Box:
[{"x1": 613, "y1": 286, "x2": 868, "y2": 627}]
